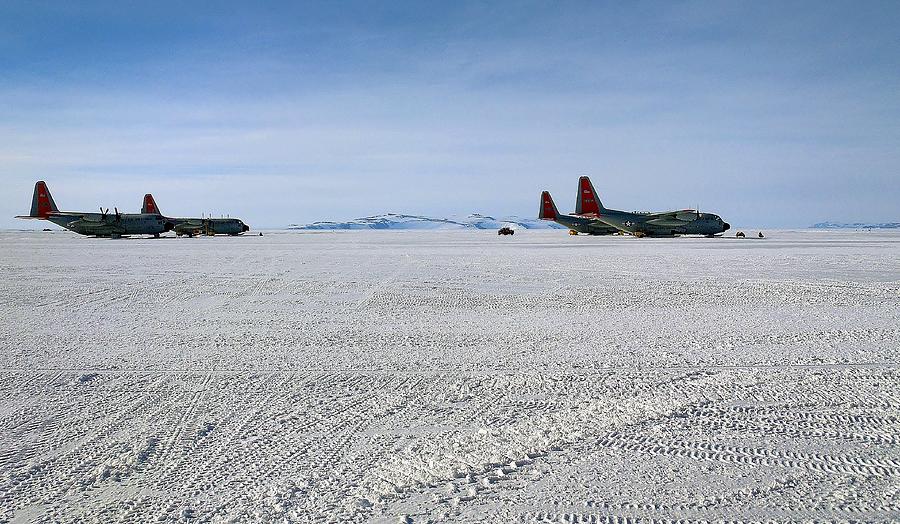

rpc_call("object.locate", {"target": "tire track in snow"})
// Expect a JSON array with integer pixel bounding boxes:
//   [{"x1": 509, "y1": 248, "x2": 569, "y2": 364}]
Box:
[{"x1": 352, "y1": 371, "x2": 735, "y2": 519}]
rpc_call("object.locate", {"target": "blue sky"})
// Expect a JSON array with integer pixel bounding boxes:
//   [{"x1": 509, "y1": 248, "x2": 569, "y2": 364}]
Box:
[{"x1": 1, "y1": 1, "x2": 898, "y2": 228}]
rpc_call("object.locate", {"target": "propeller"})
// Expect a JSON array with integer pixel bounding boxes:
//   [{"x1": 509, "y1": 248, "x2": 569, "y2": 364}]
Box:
[{"x1": 114, "y1": 207, "x2": 121, "y2": 220}]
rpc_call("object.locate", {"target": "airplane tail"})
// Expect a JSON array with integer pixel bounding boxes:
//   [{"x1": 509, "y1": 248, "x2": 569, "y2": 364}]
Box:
[
  {"x1": 575, "y1": 175, "x2": 605, "y2": 216},
  {"x1": 16, "y1": 181, "x2": 59, "y2": 219},
  {"x1": 142, "y1": 194, "x2": 160, "y2": 215},
  {"x1": 539, "y1": 191, "x2": 560, "y2": 220}
]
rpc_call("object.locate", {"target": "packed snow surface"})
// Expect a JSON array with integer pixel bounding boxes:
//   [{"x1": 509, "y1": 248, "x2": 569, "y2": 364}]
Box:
[{"x1": 1, "y1": 229, "x2": 899, "y2": 522}]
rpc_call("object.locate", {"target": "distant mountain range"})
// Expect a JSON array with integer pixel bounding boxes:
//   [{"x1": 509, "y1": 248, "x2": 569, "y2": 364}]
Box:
[
  {"x1": 288, "y1": 216, "x2": 900, "y2": 231},
  {"x1": 288, "y1": 213, "x2": 566, "y2": 230},
  {"x1": 811, "y1": 222, "x2": 900, "y2": 229}
]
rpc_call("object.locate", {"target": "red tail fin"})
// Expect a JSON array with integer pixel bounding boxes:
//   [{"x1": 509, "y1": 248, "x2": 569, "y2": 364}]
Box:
[
  {"x1": 31, "y1": 181, "x2": 59, "y2": 218},
  {"x1": 575, "y1": 176, "x2": 603, "y2": 216},
  {"x1": 539, "y1": 191, "x2": 559, "y2": 220},
  {"x1": 142, "y1": 194, "x2": 160, "y2": 215}
]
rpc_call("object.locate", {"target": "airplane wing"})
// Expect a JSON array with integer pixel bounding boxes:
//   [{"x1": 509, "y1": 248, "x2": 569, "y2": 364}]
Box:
[
  {"x1": 55, "y1": 212, "x2": 108, "y2": 223},
  {"x1": 14, "y1": 211, "x2": 85, "y2": 220},
  {"x1": 644, "y1": 210, "x2": 698, "y2": 225}
]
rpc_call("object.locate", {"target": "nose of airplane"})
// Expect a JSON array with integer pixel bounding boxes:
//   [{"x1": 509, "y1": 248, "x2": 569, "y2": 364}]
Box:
[
  {"x1": 242, "y1": 224, "x2": 250, "y2": 232},
  {"x1": 723, "y1": 222, "x2": 731, "y2": 232}
]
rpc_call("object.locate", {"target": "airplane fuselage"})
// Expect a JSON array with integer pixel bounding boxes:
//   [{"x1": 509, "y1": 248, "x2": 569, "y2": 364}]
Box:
[
  {"x1": 172, "y1": 217, "x2": 250, "y2": 236},
  {"x1": 593, "y1": 208, "x2": 730, "y2": 237},
  {"x1": 47, "y1": 213, "x2": 173, "y2": 237}
]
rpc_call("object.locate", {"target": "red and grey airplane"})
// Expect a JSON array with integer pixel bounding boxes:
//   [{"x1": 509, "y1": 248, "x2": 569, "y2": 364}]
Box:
[
  {"x1": 541, "y1": 176, "x2": 730, "y2": 237},
  {"x1": 571, "y1": 176, "x2": 730, "y2": 237}
]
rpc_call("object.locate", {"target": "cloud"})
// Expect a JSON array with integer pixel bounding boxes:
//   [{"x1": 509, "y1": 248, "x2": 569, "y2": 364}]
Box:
[{"x1": 1, "y1": 1, "x2": 898, "y2": 228}]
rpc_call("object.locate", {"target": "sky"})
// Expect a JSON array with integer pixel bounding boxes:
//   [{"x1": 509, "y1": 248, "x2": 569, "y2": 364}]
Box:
[{"x1": 1, "y1": 1, "x2": 898, "y2": 228}]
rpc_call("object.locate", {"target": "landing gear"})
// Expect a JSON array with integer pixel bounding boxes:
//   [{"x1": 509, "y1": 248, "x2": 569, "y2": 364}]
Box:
[{"x1": 153, "y1": 233, "x2": 160, "y2": 238}]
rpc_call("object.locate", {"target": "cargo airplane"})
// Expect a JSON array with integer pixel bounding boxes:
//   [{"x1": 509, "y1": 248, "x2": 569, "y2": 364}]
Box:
[
  {"x1": 572, "y1": 176, "x2": 729, "y2": 237},
  {"x1": 141, "y1": 194, "x2": 250, "y2": 236},
  {"x1": 16, "y1": 181, "x2": 174, "y2": 238}
]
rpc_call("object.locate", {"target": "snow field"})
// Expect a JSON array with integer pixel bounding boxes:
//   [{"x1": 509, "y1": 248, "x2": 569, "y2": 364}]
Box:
[{"x1": 0, "y1": 229, "x2": 898, "y2": 522}]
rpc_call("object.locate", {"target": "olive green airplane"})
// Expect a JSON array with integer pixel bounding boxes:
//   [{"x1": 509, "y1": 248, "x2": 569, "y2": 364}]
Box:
[
  {"x1": 541, "y1": 176, "x2": 730, "y2": 237},
  {"x1": 141, "y1": 194, "x2": 250, "y2": 236},
  {"x1": 16, "y1": 181, "x2": 174, "y2": 237}
]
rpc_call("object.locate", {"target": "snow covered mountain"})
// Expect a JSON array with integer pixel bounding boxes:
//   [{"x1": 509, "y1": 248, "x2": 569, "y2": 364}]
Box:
[
  {"x1": 811, "y1": 221, "x2": 900, "y2": 229},
  {"x1": 288, "y1": 213, "x2": 565, "y2": 230}
]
